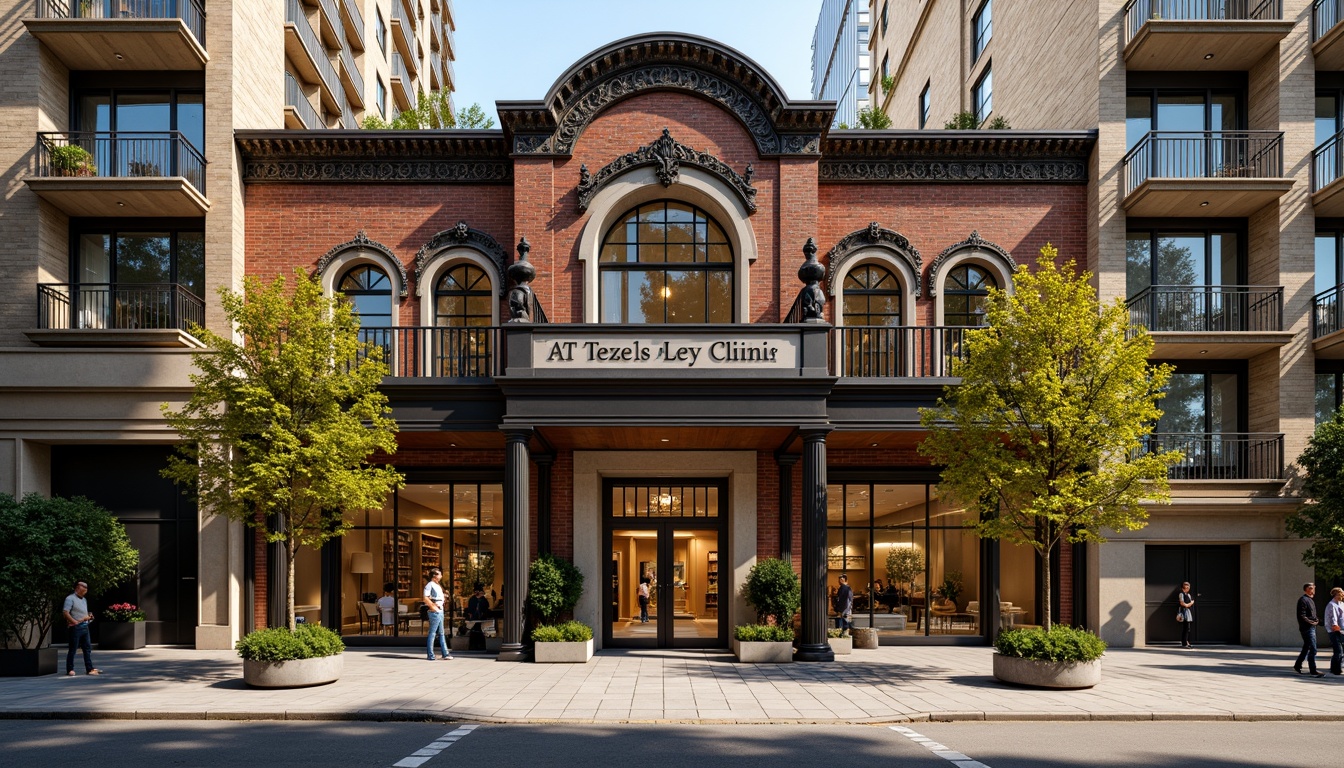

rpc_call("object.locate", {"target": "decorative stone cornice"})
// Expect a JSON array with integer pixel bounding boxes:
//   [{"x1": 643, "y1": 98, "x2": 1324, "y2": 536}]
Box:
[
  {"x1": 413, "y1": 222, "x2": 509, "y2": 294},
  {"x1": 315, "y1": 231, "x2": 408, "y2": 298},
  {"x1": 819, "y1": 130, "x2": 1095, "y2": 184},
  {"x1": 577, "y1": 128, "x2": 757, "y2": 213},
  {"x1": 826, "y1": 222, "x2": 923, "y2": 297},
  {"x1": 927, "y1": 231, "x2": 1016, "y2": 297},
  {"x1": 235, "y1": 131, "x2": 513, "y2": 183}
]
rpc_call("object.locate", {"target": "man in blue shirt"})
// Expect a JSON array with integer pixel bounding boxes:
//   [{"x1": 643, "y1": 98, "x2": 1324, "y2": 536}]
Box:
[{"x1": 1326, "y1": 587, "x2": 1344, "y2": 676}]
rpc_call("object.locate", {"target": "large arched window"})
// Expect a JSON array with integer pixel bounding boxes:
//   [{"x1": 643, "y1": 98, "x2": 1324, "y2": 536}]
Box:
[
  {"x1": 435, "y1": 264, "x2": 492, "y2": 327},
  {"x1": 842, "y1": 264, "x2": 902, "y2": 326},
  {"x1": 338, "y1": 265, "x2": 392, "y2": 328},
  {"x1": 944, "y1": 264, "x2": 996, "y2": 326},
  {"x1": 839, "y1": 264, "x2": 906, "y2": 377},
  {"x1": 599, "y1": 201, "x2": 733, "y2": 323}
]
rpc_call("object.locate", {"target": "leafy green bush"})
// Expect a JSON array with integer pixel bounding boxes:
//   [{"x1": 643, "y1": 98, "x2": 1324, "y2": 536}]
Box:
[
  {"x1": 530, "y1": 620, "x2": 593, "y2": 643},
  {"x1": 826, "y1": 627, "x2": 849, "y2": 639},
  {"x1": 527, "y1": 554, "x2": 584, "y2": 622},
  {"x1": 741, "y1": 557, "x2": 801, "y2": 626},
  {"x1": 734, "y1": 624, "x2": 794, "y2": 642},
  {"x1": 994, "y1": 625, "x2": 1106, "y2": 663},
  {"x1": 235, "y1": 624, "x2": 344, "y2": 661}
]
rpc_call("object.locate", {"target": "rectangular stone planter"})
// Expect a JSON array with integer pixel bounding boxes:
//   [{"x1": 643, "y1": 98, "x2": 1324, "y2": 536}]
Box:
[
  {"x1": 533, "y1": 638, "x2": 593, "y2": 663},
  {"x1": 731, "y1": 638, "x2": 794, "y2": 663},
  {"x1": 829, "y1": 636, "x2": 853, "y2": 655},
  {"x1": 98, "y1": 621, "x2": 146, "y2": 650},
  {"x1": 0, "y1": 648, "x2": 57, "y2": 677}
]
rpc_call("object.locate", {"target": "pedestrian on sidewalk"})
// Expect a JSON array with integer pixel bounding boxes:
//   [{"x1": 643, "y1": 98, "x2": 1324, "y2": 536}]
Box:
[
  {"x1": 1296, "y1": 582, "x2": 1324, "y2": 677},
  {"x1": 1176, "y1": 582, "x2": 1195, "y2": 648},
  {"x1": 833, "y1": 574, "x2": 854, "y2": 633},
  {"x1": 423, "y1": 567, "x2": 451, "y2": 661},
  {"x1": 62, "y1": 580, "x2": 100, "y2": 677},
  {"x1": 637, "y1": 576, "x2": 651, "y2": 623},
  {"x1": 1327, "y1": 587, "x2": 1344, "y2": 676}
]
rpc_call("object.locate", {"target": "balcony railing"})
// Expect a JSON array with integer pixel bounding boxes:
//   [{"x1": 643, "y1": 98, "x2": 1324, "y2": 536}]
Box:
[
  {"x1": 286, "y1": 0, "x2": 340, "y2": 105},
  {"x1": 37, "y1": 131, "x2": 206, "y2": 194},
  {"x1": 1124, "y1": 131, "x2": 1284, "y2": 196},
  {"x1": 1315, "y1": 0, "x2": 1344, "y2": 41},
  {"x1": 1314, "y1": 284, "x2": 1344, "y2": 338},
  {"x1": 831, "y1": 326, "x2": 971, "y2": 377},
  {"x1": 340, "y1": 0, "x2": 364, "y2": 49},
  {"x1": 37, "y1": 283, "x2": 204, "y2": 333},
  {"x1": 357, "y1": 327, "x2": 502, "y2": 378},
  {"x1": 1126, "y1": 285, "x2": 1283, "y2": 333},
  {"x1": 392, "y1": 52, "x2": 408, "y2": 82},
  {"x1": 1125, "y1": 0, "x2": 1283, "y2": 42},
  {"x1": 35, "y1": 0, "x2": 206, "y2": 46},
  {"x1": 1135, "y1": 432, "x2": 1284, "y2": 480},
  {"x1": 339, "y1": 45, "x2": 364, "y2": 102},
  {"x1": 285, "y1": 71, "x2": 322, "y2": 129},
  {"x1": 1314, "y1": 127, "x2": 1344, "y2": 192}
]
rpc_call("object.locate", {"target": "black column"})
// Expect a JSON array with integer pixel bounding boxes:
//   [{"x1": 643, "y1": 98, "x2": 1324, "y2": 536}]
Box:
[
  {"x1": 535, "y1": 453, "x2": 555, "y2": 557},
  {"x1": 796, "y1": 427, "x2": 833, "y2": 662},
  {"x1": 776, "y1": 453, "x2": 798, "y2": 563},
  {"x1": 498, "y1": 427, "x2": 533, "y2": 661}
]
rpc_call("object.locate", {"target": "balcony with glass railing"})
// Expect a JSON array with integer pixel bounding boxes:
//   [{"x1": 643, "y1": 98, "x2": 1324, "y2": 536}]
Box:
[
  {"x1": 1134, "y1": 432, "x2": 1284, "y2": 481},
  {"x1": 1122, "y1": 131, "x2": 1291, "y2": 217},
  {"x1": 285, "y1": 0, "x2": 344, "y2": 117},
  {"x1": 30, "y1": 283, "x2": 206, "y2": 347},
  {"x1": 26, "y1": 0, "x2": 207, "y2": 70},
  {"x1": 1123, "y1": 0, "x2": 1290, "y2": 70},
  {"x1": 27, "y1": 131, "x2": 208, "y2": 217}
]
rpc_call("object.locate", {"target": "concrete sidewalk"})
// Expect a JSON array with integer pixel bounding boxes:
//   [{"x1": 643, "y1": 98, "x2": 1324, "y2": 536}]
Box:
[{"x1": 0, "y1": 645, "x2": 1338, "y2": 724}]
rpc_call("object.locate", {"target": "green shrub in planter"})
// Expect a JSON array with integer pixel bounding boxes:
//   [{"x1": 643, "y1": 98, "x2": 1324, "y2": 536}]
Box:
[
  {"x1": 733, "y1": 624, "x2": 794, "y2": 642},
  {"x1": 826, "y1": 627, "x2": 849, "y2": 639},
  {"x1": 530, "y1": 620, "x2": 593, "y2": 643},
  {"x1": 527, "y1": 554, "x2": 584, "y2": 623},
  {"x1": 741, "y1": 557, "x2": 801, "y2": 626},
  {"x1": 994, "y1": 625, "x2": 1106, "y2": 663},
  {"x1": 235, "y1": 625, "x2": 344, "y2": 662}
]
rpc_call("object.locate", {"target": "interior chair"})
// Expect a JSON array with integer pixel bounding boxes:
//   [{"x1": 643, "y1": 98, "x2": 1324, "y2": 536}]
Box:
[{"x1": 360, "y1": 602, "x2": 380, "y2": 634}]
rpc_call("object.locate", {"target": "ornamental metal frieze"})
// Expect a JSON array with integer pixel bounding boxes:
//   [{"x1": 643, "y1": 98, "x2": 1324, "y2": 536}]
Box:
[
  {"x1": 315, "y1": 231, "x2": 408, "y2": 298},
  {"x1": 241, "y1": 160, "x2": 513, "y2": 183},
  {"x1": 825, "y1": 222, "x2": 923, "y2": 298},
  {"x1": 413, "y1": 221, "x2": 509, "y2": 295},
  {"x1": 576, "y1": 128, "x2": 757, "y2": 214},
  {"x1": 818, "y1": 160, "x2": 1086, "y2": 183},
  {"x1": 927, "y1": 231, "x2": 1016, "y2": 297},
  {"x1": 527, "y1": 65, "x2": 815, "y2": 157}
]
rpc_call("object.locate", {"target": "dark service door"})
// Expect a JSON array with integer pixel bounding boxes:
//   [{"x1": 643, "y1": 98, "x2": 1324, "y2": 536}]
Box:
[{"x1": 1145, "y1": 545, "x2": 1239, "y2": 645}]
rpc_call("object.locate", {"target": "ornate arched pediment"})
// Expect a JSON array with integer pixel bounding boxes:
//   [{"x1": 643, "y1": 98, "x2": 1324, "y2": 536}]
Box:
[
  {"x1": 315, "y1": 231, "x2": 407, "y2": 298},
  {"x1": 413, "y1": 222, "x2": 508, "y2": 296},
  {"x1": 927, "y1": 231, "x2": 1016, "y2": 297},
  {"x1": 826, "y1": 222, "x2": 923, "y2": 298},
  {"x1": 577, "y1": 128, "x2": 757, "y2": 214}
]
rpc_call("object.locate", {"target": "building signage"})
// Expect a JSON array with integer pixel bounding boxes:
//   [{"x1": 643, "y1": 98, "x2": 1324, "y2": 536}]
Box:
[{"x1": 531, "y1": 333, "x2": 800, "y2": 370}]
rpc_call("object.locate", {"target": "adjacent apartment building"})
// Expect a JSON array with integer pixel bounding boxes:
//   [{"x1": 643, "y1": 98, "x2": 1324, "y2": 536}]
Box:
[
  {"x1": 0, "y1": 0, "x2": 454, "y2": 650},
  {"x1": 812, "y1": 0, "x2": 871, "y2": 127},
  {"x1": 869, "y1": 0, "x2": 1328, "y2": 646}
]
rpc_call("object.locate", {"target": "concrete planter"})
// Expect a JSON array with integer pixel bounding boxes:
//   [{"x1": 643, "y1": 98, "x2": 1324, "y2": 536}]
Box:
[
  {"x1": 993, "y1": 653, "x2": 1101, "y2": 689},
  {"x1": 731, "y1": 638, "x2": 794, "y2": 663},
  {"x1": 829, "y1": 636, "x2": 853, "y2": 655},
  {"x1": 0, "y1": 648, "x2": 58, "y2": 677},
  {"x1": 851, "y1": 627, "x2": 879, "y2": 649},
  {"x1": 98, "y1": 621, "x2": 145, "y2": 650},
  {"x1": 242, "y1": 653, "x2": 343, "y2": 688},
  {"x1": 533, "y1": 638, "x2": 593, "y2": 663}
]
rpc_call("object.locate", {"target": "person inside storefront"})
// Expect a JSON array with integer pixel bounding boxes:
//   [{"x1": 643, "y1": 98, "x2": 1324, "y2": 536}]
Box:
[
  {"x1": 833, "y1": 574, "x2": 854, "y2": 633},
  {"x1": 463, "y1": 582, "x2": 490, "y2": 650},
  {"x1": 376, "y1": 582, "x2": 397, "y2": 634},
  {"x1": 638, "y1": 576, "x2": 651, "y2": 623}
]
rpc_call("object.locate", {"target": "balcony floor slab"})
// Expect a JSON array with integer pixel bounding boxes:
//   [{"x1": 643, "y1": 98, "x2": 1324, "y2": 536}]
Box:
[
  {"x1": 1149, "y1": 332, "x2": 1293, "y2": 359},
  {"x1": 23, "y1": 18, "x2": 207, "y2": 70},
  {"x1": 1123, "y1": 177, "x2": 1294, "y2": 217},
  {"x1": 1124, "y1": 21, "x2": 1292, "y2": 71},
  {"x1": 1313, "y1": 328, "x2": 1344, "y2": 359},
  {"x1": 1315, "y1": 22, "x2": 1344, "y2": 71},
  {"x1": 23, "y1": 329, "x2": 205, "y2": 349},
  {"x1": 1313, "y1": 174, "x2": 1344, "y2": 216},
  {"x1": 25, "y1": 177, "x2": 209, "y2": 217}
]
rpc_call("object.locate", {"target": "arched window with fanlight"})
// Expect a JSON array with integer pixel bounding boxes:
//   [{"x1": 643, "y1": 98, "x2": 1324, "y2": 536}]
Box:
[
  {"x1": 944, "y1": 264, "x2": 996, "y2": 327},
  {"x1": 599, "y1": 201, "x2": 733, "y2": 323},
  {"x1": 433, "y1": 263, "x2": 494, "y2": 376},
  {"x1": 840, "y1": 264, "x2": 904, "y2": 376},
  {"x1": 338, "y1": 265, "x2": 394, "y2": 367}
]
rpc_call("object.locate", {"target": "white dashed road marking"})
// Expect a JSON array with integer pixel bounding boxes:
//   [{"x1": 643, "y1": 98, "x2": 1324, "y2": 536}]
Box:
[
  {"x1": 392, "y1": 724, "x2": 481, "y2": 767},
  {"x1": 890, "y1": 725, "x2": 993, "y2": 768}
]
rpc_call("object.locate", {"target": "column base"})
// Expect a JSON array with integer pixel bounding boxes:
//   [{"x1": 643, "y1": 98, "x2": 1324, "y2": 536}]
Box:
[
  {"x1": 795, "y1": 643, "x2": 835, "y2": 662},
  {"x1": 496, "y1": 644, "x2": 531, "y2": 662}
]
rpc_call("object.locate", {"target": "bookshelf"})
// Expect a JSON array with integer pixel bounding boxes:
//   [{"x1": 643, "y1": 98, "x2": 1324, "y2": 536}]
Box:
[
  {"x1": 420, "y1": 533, "x2": 442, "y2": 573},
  {"x1": 705, "y1": 550, "x2": 718, "y2": 616},
  {"x1": 382, "y1": 531, "x2": 412, "y2": 596}
]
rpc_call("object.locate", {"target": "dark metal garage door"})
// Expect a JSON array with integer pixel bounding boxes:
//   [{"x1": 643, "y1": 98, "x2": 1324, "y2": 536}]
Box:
[{"x1": 1145, "y1": 545, "x2": 1240, "y2": 645}]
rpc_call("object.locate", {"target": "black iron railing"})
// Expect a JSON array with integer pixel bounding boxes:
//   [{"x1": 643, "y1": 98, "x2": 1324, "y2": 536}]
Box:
[
  {"x1": 1134, "y1": 432, "x2": 1283, "y2": 480},
  {"x1": 37, "y1": 131, "x2": 206, "y2": 194},
  {"x1": 1314, "y1": 284, "x2": 1343, "y2": 338},
  {"x1": 1313, "y1": 127, "x2": 1344, "y2": 192},
  {"x1": 831, "y1": 326, "x2": 972, "y2": 378},
  {"x1": 285, "y1": 72, "x2": 322, "y2": 129},
  {"x1": 1124, "y1": 131, "x2": 1284, "y2": 195},
  {"x1": 356, "y1": 326, "x2": 501, "y2": 378},
  {"x1": 1315, "y1": 0, "x2": 1344, "y2": 42},
  {"x1": 35, "y1": 0, "x2": 206, "y2": 46},
  {"x1": 1126, "y1": 285, "x2": 1282, "y2": 333},
  {"x1": 37, "y1": 283, "x2": 204, "y2": 332},
  {"x1": 1125, "y1": 0, "x2": 1283, "y2": 42}
]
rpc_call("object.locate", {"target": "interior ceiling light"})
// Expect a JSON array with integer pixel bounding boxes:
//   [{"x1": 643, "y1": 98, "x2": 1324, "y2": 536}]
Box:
[
  {"x1": 1200, "y1": 201, "x2": 1210, "y2": 207},
  {"x1": 1203, "y1": 53, "x2": 1214, "y2": 60},
  {"x1": 114, "y1": 52, "x2": 124, "y2": 60},
  {"x1": 660, "y1": 438, "x2": 670, "y2": 442},
  {"x1": 870, "y1": 442, "x2": 879, "y2": 447}
]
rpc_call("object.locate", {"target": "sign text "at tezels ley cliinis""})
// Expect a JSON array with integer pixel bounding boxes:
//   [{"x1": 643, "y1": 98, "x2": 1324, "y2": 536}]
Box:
[{"x1": 531, "y1": 333, "x2": 800, "y2": 370}]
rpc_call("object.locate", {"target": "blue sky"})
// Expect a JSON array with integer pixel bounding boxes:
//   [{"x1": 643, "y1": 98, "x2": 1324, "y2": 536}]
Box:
[{"x1": 451, "y1": 0, "x2": 824, "y2": 126}]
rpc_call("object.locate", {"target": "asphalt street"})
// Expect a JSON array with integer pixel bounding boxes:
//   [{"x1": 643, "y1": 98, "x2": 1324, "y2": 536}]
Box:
[{"x1": 0, "y1": 720, "x2": 1332, "y2": 767}]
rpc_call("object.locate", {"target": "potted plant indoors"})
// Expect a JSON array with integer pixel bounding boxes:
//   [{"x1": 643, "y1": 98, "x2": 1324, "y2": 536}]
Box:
[
  {"x1": 99, "y1": 603, "x2": 146, "y2": 650},
  {"x1": 237, "y1": 624, "x2": 344, "y2": 688},
  {"x1": 0, "y1": 494, "x2": 138, "y2": 677},
  {"x1": 827, "y1": 627, "x2": 852, "y2": 655},
  {"x1": 992, "y1": 625, "x2": 1106, "y2": 689},
  {"x1": 935, "y1": 571, "x2": 963, "y2": 610},
  {"x1": 47, "y1": 143, "x2": 96, "y2": 177},
  {"x1": 527, "y1": 553, "x2": 590, "y2": 662},
  {"x1": 732, "y1": 557, "x2": 800, "y2": 663},
  {"x1": 885, "y1": 546, "x2": 923, "y2": 620}
]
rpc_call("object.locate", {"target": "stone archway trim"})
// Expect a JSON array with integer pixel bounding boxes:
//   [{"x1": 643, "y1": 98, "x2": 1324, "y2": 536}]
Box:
[
  {"x1": 825, "y1": 222, "x2": 923, "y2": 298},
  {"x1": 315, "y1": 231, "x2": 407, "y2": 299}
]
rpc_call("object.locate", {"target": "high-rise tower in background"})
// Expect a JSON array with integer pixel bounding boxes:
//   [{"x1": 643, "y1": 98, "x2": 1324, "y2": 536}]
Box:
[{"x1": 812, "y1": 0, "x2": 869, "y2": 127}]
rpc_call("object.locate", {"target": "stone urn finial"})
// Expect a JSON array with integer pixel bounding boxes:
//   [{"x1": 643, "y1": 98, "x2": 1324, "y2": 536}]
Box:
[
  {"x1": 507, "y1": 236, "x2": 536, "y2": 323},
  {"x1": 797, "y1": 237, "x2": 826, "y2": 323}
]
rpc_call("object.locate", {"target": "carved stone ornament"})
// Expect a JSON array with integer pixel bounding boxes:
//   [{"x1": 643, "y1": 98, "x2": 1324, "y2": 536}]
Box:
[
  {"x1": 242, "y1": 160, "x2": 512, "y2": 184},
  {"x1": 825, "y1": 222, "x2": 923, "y2": 298},
  {"x1": 576, "y1": 128, "x2": 757, "y2": 214},
  {"x1": 314, "y1": 231, "x2": 408, "y2": 299},
  {"x1": 413, "y1": 222, "x2": 509, "y2": 296},
  {"x1": 797, "y1": 237, "x2": 827, "y2": 323},
  {"x1": 819, "y1": 160, "x2": 1086, "y2": 184},
  {"x1": 507, "y1": 237, "x2": 537, "y2": 323},
  {"x1": 927, "y1": 231, "x2": 1016, "y2": 297}
]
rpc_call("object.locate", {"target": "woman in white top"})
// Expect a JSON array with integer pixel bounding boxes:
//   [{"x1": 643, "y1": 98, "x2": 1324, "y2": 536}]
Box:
[{"x1": 375, "y1": 582, "x2": 397, "y2": 633}]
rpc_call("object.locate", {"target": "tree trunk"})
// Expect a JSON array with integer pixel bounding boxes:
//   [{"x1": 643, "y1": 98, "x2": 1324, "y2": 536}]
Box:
[
  {"x1": 1041, "y1": 545, "x2": 1052, "y2": 631},
  {"x1": 287, "y1": 535, "x2": 297, "y2": 632}
]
